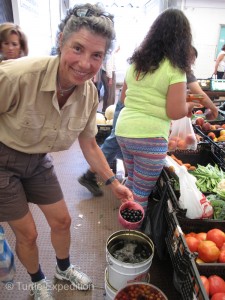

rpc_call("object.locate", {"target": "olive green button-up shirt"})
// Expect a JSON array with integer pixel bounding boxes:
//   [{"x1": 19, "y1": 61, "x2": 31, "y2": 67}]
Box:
[{"x1": 0, "y1": 56, "x2": 98, "y2": 153}]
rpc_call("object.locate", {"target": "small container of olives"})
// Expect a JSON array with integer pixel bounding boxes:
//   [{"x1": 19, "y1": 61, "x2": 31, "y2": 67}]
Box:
[{"x1": 118, "y1": 201, "x2": 144, "y2": 230}]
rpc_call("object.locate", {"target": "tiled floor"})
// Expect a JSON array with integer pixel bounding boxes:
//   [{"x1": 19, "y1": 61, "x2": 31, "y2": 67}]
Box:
[{"x1": 0, "y1": 96, "x2": 180, "y2": 300}]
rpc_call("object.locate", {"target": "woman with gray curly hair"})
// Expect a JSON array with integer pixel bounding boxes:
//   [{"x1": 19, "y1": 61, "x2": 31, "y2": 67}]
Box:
[
  {"x1": 0, "y1": 3, "x2": 133, "y2": 300},
  {"x1": 0, "y1": 22, "x2": 28, "y2": 60}
]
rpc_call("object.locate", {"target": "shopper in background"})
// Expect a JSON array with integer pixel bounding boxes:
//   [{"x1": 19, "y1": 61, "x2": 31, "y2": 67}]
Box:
[
  {"x1": 115, "y1": 8, "x2": 197, "y2": 211},
  {"x1": 101, "y1": 42, "x2": 119, "y2": 112},
  {"x1": 78, "y1": 97, "x2": 124, "y2": 196},
  {"x1": 0, "y1": 3, "x2": 133, "y2": 300},
  {"x1": 188, "y1": 47, "x2": 218, "y2": 120},
  {"x1": 0, "y1": 22, "x2": 28, "y2": 60},
  {"x1": 214, "y1": 44, "x2": 225, "y2": 79}
]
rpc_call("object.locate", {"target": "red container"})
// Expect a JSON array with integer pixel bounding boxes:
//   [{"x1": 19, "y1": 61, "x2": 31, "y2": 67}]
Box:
[{"x1": 118, "y1": 201, "x2": 144, "y2": 230}]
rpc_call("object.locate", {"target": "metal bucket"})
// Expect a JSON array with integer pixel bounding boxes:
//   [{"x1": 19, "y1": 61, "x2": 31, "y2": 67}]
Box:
[
  {"x1": 104, "y1": 268, "x2": 117, "y2": 300},
  {"x1": 106, "y1": 230, "x2": 154, "y2": 291},
  {"x1": 114, "y1": 282, "x2": 168, "y2": 300}
]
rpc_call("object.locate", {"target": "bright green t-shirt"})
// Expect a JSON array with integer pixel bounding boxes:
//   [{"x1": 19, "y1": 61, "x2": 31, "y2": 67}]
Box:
[{"x1": 115, "y1": 59, "x2": 186, "y2": 141}]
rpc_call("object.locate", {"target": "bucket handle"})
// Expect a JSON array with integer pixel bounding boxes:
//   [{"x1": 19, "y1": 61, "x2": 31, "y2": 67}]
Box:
[{"x1": 106, "y1": 253, "x2": 113, "y2": 265}]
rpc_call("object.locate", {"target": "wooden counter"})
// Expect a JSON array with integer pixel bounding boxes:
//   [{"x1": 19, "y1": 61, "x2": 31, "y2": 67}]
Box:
[{"x1": 204, "y1": 90, "x2": 225, "y2": 100}]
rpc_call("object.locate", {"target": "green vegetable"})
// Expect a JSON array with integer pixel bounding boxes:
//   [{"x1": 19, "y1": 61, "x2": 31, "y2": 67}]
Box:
[
  {"x1": 207, "y1": 194, "x2": 225, "y2": 220},
  {"x1": 215, "y1": 179, "x2": 225, "y2": 199},
  {"x1": 190, "y1": 164, "x2": 225, "y2": 193}
]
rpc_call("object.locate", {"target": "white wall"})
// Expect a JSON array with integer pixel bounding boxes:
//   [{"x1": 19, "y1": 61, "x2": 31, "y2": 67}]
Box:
[
  {"x1": 11, "y1": 0, "x2": 60, "y2": 56},
  {"x1": 184, "y1": 0, "x2": 225, "y2": 78}
]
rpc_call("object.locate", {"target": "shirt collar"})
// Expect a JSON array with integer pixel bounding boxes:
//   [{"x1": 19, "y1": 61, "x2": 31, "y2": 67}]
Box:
[{"x1": 41, "y1": 56, "x2": 60, "y2": 92}]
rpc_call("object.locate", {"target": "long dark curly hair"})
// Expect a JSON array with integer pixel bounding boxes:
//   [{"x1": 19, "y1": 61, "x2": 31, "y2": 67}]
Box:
[{"x1": 128, "y1": 8, "x2": 193, "y2": 78}]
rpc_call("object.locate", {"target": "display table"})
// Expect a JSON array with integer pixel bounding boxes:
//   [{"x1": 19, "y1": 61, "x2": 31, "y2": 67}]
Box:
[{"x1": 204, "y1": 90, "x2": 225, "y2": 100}]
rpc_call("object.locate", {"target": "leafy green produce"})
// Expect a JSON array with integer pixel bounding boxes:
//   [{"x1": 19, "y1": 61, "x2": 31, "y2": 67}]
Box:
[
  {"x1": 190, "y1": 164, "x2": 225, "y2": 193},
  {"x1": 215, "y1": 179, "x2": 225, "y2": 199},
  {"x1": 206, "y1": 194, "x2": 225, "y2": 220}
]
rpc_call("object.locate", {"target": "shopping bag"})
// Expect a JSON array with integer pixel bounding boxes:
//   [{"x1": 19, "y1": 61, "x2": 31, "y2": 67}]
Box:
[
  {"x1": 141, "y1": 184, "x2": 169, "y2": 260},
  {"x1": 177, "y1": 166, "x2": 213, "y2": 219},
  {"x1": 168, "y1": 116, "x2": 197, "y2": 151},
  {"x1": 0, "y1": 225, "x2": 16, "y2": 283}
]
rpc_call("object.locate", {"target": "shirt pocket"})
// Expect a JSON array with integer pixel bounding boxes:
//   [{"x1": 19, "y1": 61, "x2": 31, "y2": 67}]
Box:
[
  {"x1": 68, "y1": 117, "x2": 87, "y2": 131},
  {"x1": 63, "y1": 117, "x2": 87, "y2": 148},
  {"x1": 21, "y1": 113, "x2": 45, "y2": 144}
]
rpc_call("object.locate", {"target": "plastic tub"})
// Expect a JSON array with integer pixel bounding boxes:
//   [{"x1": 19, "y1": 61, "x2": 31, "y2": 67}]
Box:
[{"x1": 118, "y1": 201, "x2": 144, "y2": 230}]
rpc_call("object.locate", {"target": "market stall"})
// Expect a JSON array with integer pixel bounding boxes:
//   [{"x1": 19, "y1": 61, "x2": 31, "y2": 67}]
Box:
[{"x1": 142, "y1": 117, "x2": 225, "y2": 299}]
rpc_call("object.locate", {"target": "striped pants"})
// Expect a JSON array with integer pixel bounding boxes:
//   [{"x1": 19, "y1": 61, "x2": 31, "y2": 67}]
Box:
[{"x1": 116, "y1": 137, "x2": 168, "y2": 210}]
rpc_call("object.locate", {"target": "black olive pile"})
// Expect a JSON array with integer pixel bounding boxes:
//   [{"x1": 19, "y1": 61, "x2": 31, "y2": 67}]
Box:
[{"x1": 121, "y1": 208, "x2": 143, "y2": 223}]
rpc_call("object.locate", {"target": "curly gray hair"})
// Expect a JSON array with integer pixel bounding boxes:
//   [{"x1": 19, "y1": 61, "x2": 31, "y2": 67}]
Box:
[{"x1": 56, "y1": 3, "x2": 115, "y2": 55}]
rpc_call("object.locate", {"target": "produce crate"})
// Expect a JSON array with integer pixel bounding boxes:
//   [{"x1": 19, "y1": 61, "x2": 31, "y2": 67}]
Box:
[
  {"x1": 197, "y1": 79, "x2": 211, "y2": 91},
  {"x1": 164, "y1": 197, "x2": 209, "y2": 300},
  {"x1": 95, "y1": 124, "x2": 112, "y2": 145},
  {"x1": 193, "y1": 124, "x2": 225, "y2": 167},
  {"x1": 161, "y1": 169, "x2": 225, "y2": 231},
  {"x1": 150, "y1": 171, "x2": 225, "y2": 298},
  {"x1": 162, "y1": 177, "x2": 225, "y2": 277},
  {"x1": 210, "y1": 78, "x2": 225, "y2": 92},
  {"x1": 167, "y1": 143, "x2": 224, "y2": 169}
]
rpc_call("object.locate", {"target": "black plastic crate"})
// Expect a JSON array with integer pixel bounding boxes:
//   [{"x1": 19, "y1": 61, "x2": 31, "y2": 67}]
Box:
[
  {"x1": 162, "y1": 169, "x2": 225, "y2": 231},
  {"x1": 164, "y1": 199, "x2": 209, "y2": 300},
  {"x1": 192, "y1": 107, "x2": 206, "y2": 114},
  {"x1": 149, "y1": 171, "x2": 225, "y2": 298},
  {"x1": 198, "y1": 265, "x2": 225, "y2": 279},
  {"x1": 95, "y1": 124, "x2": 112, "y2": 145},
  {"x1": 194, "y1": 120, "x2": 225, "y2": 137},
  {"x1": 167, "y1": 143, "x2": 224, "y2": 169},
  {"x1": 164, "y1": 180, "x2": 225, "y2": 275},
  {"x1": 194, "y1": 125, "x2": 225, "y2": 167}
]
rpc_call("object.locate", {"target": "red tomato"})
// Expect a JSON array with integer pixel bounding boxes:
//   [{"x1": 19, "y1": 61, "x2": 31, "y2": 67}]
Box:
[
  {"x1": 185, "y1": 236, "x2": 200, "y2": 252},
  {"x1": 208, "y1": 275, "x2": 225, "y2": 296},
  {"x1": 196, "y1": 232, "x2": 207, "y2": 241},
  {"x1": 197, "y1": 240, "x2": 220, "y2": 262},
  {"x1": 196, "y1": 257, "x2": 205, "y2": 264},
  {"x1": 211, "y1": 293, "x2": 225, "y2": 300},
  {"x1": 195, "y1": 117, "x2": 205, "y2": 127},
  {"x1": 207, "y1": 229, "x2": 225, "y2": 249},
  {"x1": 218, "y1": 250, "x2": 225, "y2": 263},
  {"x1": 195, "y1": 110, "x2": 203, "y2": 114},
  {"x1": 221, "y1": 243, "x2": 225, "y2": 251},
  {"x1": 200, "y1": 275, "x2": 209, "y2": 295},
  {"x1": 185, "y1": 232, "x2": 197, "y2": 238}
]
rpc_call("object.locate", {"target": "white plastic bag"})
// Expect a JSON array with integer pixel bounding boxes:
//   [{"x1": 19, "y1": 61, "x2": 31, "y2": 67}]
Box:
[
  {"x1": 168, "y1": 117, "x2": 197, "y2": 151},
  {"x1": 177, "y1": 166, "x2": 213, "y2": 219},
  {"x1": 0, "y1": 225, "x2": 16, "y2": 283}
]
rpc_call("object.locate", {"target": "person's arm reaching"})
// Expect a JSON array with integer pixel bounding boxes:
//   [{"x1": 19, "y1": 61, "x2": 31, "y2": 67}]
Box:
[
  {"x1": 166, "y1": 82, "x2": 196, "y2": 119},
  {"x1": 188, "y1": 81, "x2": 218, "y2": 120},
  {"x1": 78, "y1": 136, "x2": 133, "y2": 203}
]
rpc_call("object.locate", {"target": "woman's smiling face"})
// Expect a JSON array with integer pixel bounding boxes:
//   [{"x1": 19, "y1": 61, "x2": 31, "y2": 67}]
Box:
[{"x1": 59, "y1": 28, "x2": 107, "y2": 86}]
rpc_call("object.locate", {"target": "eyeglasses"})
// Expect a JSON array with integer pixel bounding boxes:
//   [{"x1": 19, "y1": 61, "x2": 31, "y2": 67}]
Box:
[{"x1": 74, "y1": 8, "x2": 113, "y2": 22}]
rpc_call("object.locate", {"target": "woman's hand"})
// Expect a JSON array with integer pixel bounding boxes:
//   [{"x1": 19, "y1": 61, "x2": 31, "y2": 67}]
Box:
[
  {"x1": 204, "y1": 108, "x2": 218, "y2": 120},
  {"x1": 186, "y1": 101, "x2": 196, "y2": 117},
  {"x1": 109, "y1": 182, "x2": 134, "y2": 203}
]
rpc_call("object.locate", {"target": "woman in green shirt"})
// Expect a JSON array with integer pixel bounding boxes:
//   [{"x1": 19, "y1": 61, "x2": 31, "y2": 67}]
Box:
[{"x1": 115, "y1": 8, "x2": 195, "y2": 210}]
